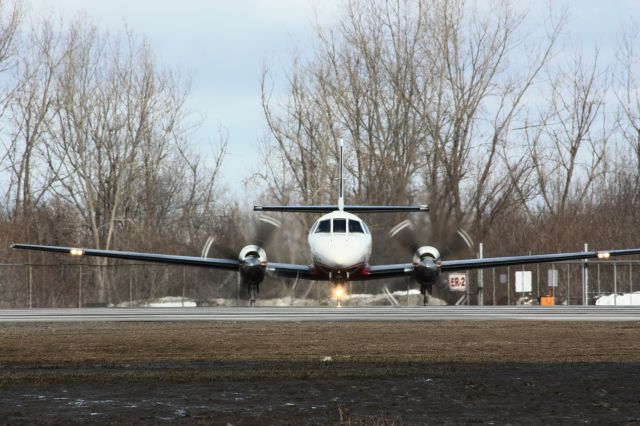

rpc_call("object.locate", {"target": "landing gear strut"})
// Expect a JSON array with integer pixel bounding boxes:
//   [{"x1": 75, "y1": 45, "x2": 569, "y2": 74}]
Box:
[
  {"x1": 420, "y1": 284, "x2": 432, "y2": 306},
  {"x1": 249, "y1": 284, "x2": 259, "y2": 307}
]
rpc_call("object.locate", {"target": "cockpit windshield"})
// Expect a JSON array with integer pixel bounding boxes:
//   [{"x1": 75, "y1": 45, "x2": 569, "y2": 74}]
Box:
[
  {"x1": 348, "y1": 220, "x2": 364, "y2": 233},
  {"x1": 315, "y1": 218, "x2": 367, "y2": 234},
  {"x1": 316, "y1": 219, "x2": 331, "y2": 233},
  {"x1": 333, "y1": 218, "x2": 347, "y2": 233}
]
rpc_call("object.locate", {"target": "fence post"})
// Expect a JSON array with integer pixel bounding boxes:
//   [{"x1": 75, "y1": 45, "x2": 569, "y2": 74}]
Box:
[
  {"x1": 182, "y1": 266, "x2": 186, "y2": 307},
  {"x1": 28, "y1": 265, "x2": 33, "y2": 309},
  {"x1": 566, "y1": 263, "x2": 570, "y2": 305},
  {"x1": 478, "y1": 243, "x2": 483, "y2": 306},
  {"x1": 583, "y1": 243, "x2": 589, "y2": 305},
  {"x1": 507, "y1": 266, "x2": 510, "y2": 305},
  {"x1": 536, "y1": 264, "x2": 540, "y2": 300},
  {"x1": 78, "y1": 265, "x2": 82, "y2": 308},
  {"x1": 631, "y1": 263, "x2": 634, "y2": 305},
  {"x1": 614, "y1": 262, "x2": 617, "y2": 306},
  {"x1": 597, "y1": 264, "x2": 601, "y2": 300},
  {"x1": 629, "y1": 263, "x2": 633, "y2": 305},
  {"x1": 492, "y1": 268, "x2": 496, "y2": 305}
]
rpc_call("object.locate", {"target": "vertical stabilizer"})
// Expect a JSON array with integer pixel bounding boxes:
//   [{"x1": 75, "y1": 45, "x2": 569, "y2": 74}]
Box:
[{"x1": 338, "y1": 139, "x2": 344, "y2": 211}]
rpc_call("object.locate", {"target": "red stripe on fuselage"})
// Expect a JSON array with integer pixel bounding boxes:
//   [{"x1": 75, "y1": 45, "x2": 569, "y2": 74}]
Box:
[{"x1": 313, "y1": 260, "x2": 366, "y2": 276}]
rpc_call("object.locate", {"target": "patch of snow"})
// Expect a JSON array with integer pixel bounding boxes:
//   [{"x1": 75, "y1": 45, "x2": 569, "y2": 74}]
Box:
[
  {"x1": 348, "y1": 293, "x2": 377, "y2": 299},
  {"x1": 144, "y1": 296, "x2": 197, "y2": 308},
  {"x1": 392, "y1": 289, "x2": 421, "y2": 296},
  {"x1": 595, "y1": 292, "x2": 640, "y2": 306},
  {"x1": 112, "y1": 291, "x2": 447, "y2": 307}
]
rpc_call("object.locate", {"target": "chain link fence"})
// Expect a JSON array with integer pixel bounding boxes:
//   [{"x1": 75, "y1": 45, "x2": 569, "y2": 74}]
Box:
[
  {"x1": 1, "y1": 259, "x2": 639, "y2": 308},
  {"x1": 0, "y1": 262, "x2": 239, "y2": 308},
  {"x1": 474, "y1": 260, "x2": 640, "y2": 306}
]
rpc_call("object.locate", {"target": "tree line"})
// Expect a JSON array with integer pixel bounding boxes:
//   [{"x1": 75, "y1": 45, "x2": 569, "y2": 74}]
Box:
[{"x1": 2, "y1": 0, "x2": 640, "y2": 306}]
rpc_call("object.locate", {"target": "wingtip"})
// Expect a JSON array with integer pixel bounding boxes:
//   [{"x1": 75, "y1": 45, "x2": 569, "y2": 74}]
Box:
[
  {"x1": 9, "y1": 243, "x2": 16, "y2": 249},
  {"x1": 253, "y1": 205, "x2": 263, "y2": 211}
]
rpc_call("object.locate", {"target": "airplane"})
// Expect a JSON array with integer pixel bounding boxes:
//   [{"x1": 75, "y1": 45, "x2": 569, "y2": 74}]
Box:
[{"x1": 10, "y1": 141, "x2": 640, "y2": 306}]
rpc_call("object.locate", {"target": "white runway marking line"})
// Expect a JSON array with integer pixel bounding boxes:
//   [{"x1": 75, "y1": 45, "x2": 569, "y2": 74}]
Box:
[{"x1": 0, "y1": 306, "x2": 640, "y2": 322}]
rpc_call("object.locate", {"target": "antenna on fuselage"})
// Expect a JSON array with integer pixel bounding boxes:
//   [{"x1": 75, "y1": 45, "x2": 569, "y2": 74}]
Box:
[{"x1": 338, "y1": 138, "x2": 344, "y2": 211}]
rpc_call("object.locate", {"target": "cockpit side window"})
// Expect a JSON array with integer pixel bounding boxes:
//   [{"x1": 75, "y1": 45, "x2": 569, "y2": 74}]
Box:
[
  {"x1": 316, "y1": 219, "x2": 331, "y2": 233},
  {"x1": 348, "y1": 220, "x2": 364, "y2": 233},
  {"x1": 332, "y1": 218, "x2": 347, "y2": 233},
  {"x1": 362, "y1": 222, "x2": 370, "y2": 234}
]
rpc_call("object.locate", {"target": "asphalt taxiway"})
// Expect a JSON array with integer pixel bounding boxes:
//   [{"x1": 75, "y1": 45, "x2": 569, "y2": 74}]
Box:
[{"x1": 1, "y1": 305, "x2": 639, "y2": 322}]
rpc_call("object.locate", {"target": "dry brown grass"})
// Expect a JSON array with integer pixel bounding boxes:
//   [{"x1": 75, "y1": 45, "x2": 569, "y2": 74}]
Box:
[
  {"x1": 1, "y1": 320, "x2": 639, "y2": 364},
  {"x1": 1, "y1": 322, "x2": 639, "y2": 424}
]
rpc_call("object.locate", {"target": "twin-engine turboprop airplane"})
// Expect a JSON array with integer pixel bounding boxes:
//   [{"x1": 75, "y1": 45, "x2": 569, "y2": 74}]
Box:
[{"x1": 10, "y1": 142, "x2": 640, "y2": 306}]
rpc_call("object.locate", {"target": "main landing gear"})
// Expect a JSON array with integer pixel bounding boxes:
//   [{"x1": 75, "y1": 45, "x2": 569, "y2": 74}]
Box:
[{"x1": 420, "y1": 284, "x2": 432, "y2": 306}]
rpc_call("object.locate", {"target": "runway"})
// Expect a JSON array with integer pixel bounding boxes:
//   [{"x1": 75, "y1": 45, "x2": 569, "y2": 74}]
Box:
[{"x1": 1, "y1": 305, "x2": 640, "y2": 322}]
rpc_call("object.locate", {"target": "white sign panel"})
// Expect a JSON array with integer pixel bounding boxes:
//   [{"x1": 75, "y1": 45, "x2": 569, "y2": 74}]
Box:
[
  {"x1": 547, "y1": 269, "x2": 558, "y2": 287},
  {"x1": 448, "y1": 273, "x2": 467, "y2": 292},
  {"x1": 515, "y1": 271, "x2": 532, "y2": 293}
]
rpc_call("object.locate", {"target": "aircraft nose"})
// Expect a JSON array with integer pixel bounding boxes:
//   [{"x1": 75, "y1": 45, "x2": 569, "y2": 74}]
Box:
[{"x1": 332, "y1": 245, "x2": 362, "y2": 269}]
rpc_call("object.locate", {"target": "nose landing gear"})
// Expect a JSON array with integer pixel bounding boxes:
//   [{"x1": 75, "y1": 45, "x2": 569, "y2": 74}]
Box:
[
  {"x1": 249, "y1": 284, "x2": 258, "y2": 307},
  {"x1": 420, "y1": 284, "x2": 432, "y2": 306}
]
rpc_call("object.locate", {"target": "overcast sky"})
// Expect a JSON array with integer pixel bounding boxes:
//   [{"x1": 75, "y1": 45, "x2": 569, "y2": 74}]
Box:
[{"x1": 31, "y1": 0, "x2": 640, "y2": 196}]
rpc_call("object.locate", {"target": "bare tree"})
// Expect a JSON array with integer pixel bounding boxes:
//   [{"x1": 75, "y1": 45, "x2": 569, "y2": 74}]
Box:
[
  {"x1": 260, "y1": 0, "x2": 563, "y2": 254},
  {"x1": 615, "y1": 21, "x2": 640, "y2": 202},
  {"x1": 527, "y1": 49, "x2": 611, "y2": 221},
  {"x1": 4, "y1": 16, "x2": 65, "y2": 224},
  {"x1": 0, "y1": 0, "x2": 20, "y2": 108},
  {"x1": 0, "y1": 0, "x2": 22, "y2": 209},
  {"x1": 413, "y1": 0, "x2": 564, "y2": 238},
  {"x1": 44, "y1": 20, "x2": 198, "y2": 303}
]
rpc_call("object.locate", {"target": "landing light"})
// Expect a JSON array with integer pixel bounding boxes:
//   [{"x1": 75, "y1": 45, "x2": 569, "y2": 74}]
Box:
[
  {"x1": 333, "y1": 285, "x2": 346, "y2": 307},
  {"x1": 70, "y1": 248, "x2": 84, "y2": 256},
  {"x1": 597, "y1": 251, "x2": 610, "y2": 259}
]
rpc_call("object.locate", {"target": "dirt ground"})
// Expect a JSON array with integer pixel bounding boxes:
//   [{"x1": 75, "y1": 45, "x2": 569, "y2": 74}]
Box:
[{"x1": 0, "y1": 321, "x2": 639, "y2": 424}]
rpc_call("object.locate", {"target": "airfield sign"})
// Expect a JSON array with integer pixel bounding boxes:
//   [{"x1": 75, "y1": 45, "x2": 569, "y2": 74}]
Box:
[
  {"x1": 515, "y1": 271, "x2": 532, "y2": 293},
  {"x1": 448, "y1": 273, "x2": 467, "y2": 291},
  {"x1": 548, "y1": 269, "x2": 558, "y2": 287}
]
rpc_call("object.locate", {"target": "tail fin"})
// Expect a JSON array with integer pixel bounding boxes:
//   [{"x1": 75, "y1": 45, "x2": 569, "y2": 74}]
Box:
[
  {"x1": 255, "y1": 139, "x2": 430, "y2": 214},
  {"x1": 338, "y1": 139, "x2": 344, "y2": 211}
]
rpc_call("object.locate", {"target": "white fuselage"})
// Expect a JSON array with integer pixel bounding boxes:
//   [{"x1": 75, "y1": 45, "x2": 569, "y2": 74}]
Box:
[{"x1": 308, "y1": 210, "x2": 372, "y2": 279}]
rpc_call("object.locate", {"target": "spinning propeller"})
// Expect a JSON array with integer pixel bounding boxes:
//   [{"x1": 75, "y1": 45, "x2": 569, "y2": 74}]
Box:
[
  {"x1": 202, "y1": 215, "x2": 281, "y2": 306},
  {"x1": 388, "y1": 218, "x2": 474, "y2": 305}
]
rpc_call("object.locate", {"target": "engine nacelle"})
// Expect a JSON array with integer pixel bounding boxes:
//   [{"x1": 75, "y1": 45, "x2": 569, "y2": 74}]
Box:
[
  {"x1": 413, "y1": 246, "x2": 441, "y2": 286},
  {"x1": 238, "y1": 245, "x2": 267, "y2": 285},
  {"x1": 413, "y1": 246, "x2": 440, "y2": 264}
]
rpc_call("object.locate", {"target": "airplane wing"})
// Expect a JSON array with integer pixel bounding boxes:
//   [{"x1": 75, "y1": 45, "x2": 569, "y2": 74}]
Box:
[
  {"x1": 11, "y1": 243, "x2": 241, "y2": 269},
  {"x1": 361, "y1": 247, "x2": 640, "y2": 280},
  {"x1": 266, "y1": 262, "x2": 320, "y2": 280},
  {"x1": 439, "y1": 248, "x2": 640, "y2": 271},
  {"x1": 10, "y1": 243, "x2": 319, "y2": 280}
]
